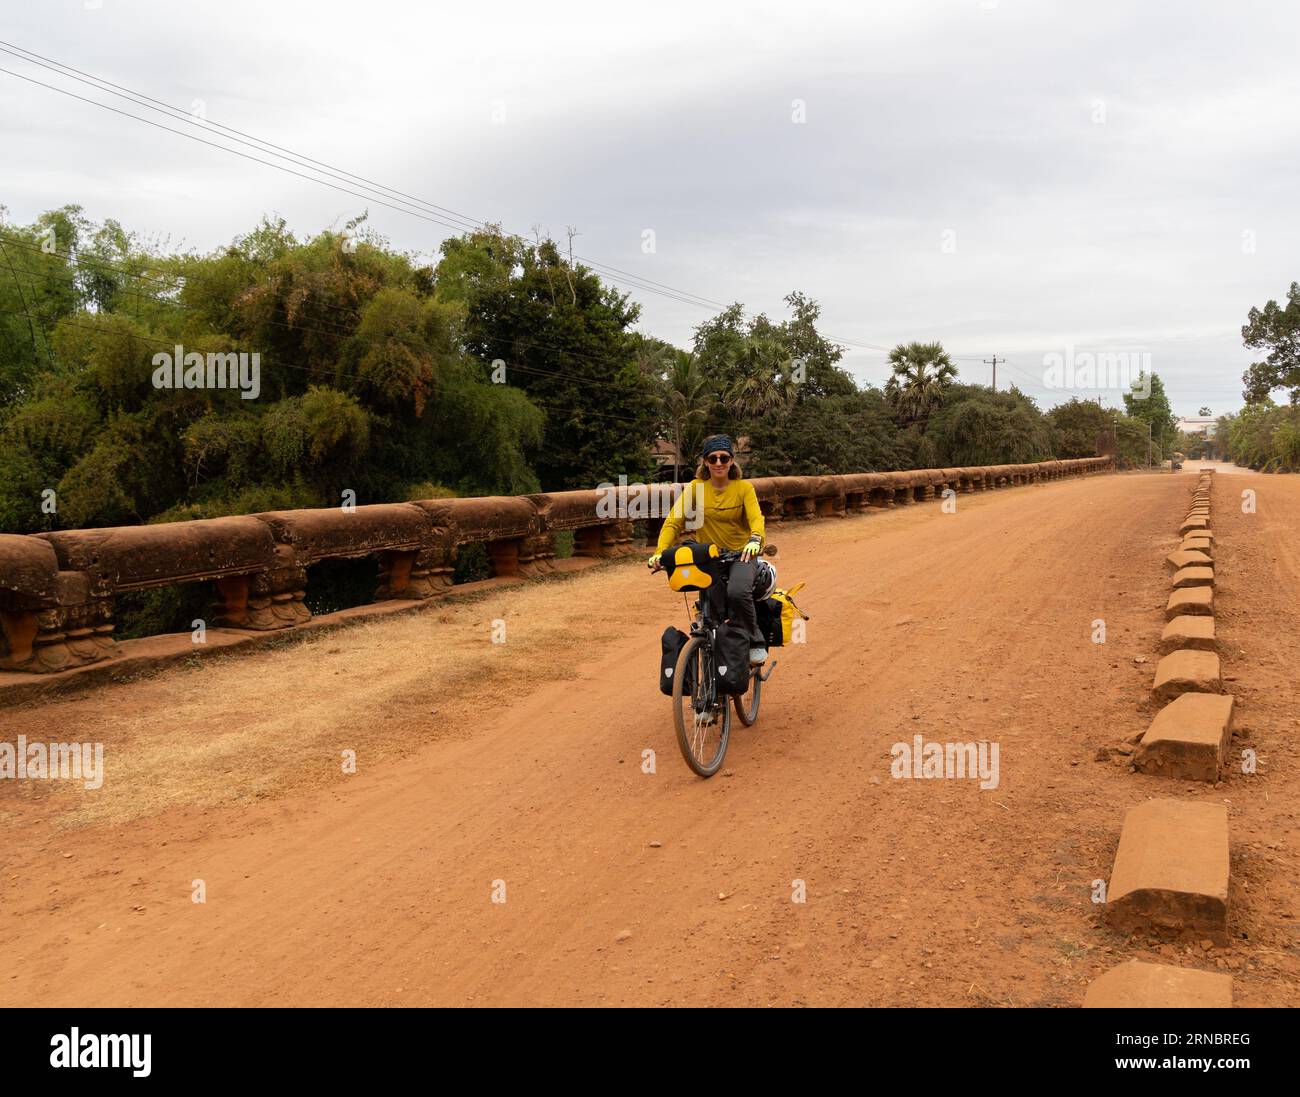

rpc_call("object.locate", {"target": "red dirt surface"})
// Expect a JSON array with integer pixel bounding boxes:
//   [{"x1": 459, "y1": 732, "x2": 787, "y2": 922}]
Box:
[{"x1": 2, "y1": 468, "x2": 1298, "y2": 1006}]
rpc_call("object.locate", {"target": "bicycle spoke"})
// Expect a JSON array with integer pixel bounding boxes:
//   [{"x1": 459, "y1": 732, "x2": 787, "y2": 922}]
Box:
[{"x1": 672, "y1": 628, "x2": 730, "y2": 777}]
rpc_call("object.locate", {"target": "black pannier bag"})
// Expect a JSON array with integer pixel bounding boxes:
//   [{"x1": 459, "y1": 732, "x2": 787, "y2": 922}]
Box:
[
  {"x1": 660, "y1": 626, "x2": 690, "y2": 695},
  {"x1": 755, "y1": 597, "x2": 784, "y2": 648},
  {"x1": 712, "y1": 623, "x2": 751, "y2": 695}
]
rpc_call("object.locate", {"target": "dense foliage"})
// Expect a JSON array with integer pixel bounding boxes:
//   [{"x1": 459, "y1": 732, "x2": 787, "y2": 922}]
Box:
[
  {"x1": 1121, "y1": 371, "x2": 1178, "y2": 461},
  {"x1": 1241, "y1": 281, "x2": 1300, "y2": 407},
  {"x1": 1223, "y1": 283, "x2": 1300, "y2": 470},
  {"x1": 1216, "y1": 403, "x2": 1300, "y2": 472},
  {"x1": 0, "y1": 207, "x2": 547, "y2": 532},
  {"x1": 1, "y1": 206, "x2": 1133, "y2": 536}
]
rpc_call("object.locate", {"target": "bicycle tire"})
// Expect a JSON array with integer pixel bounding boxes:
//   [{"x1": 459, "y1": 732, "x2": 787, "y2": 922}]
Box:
[
  {"x1": 672, "y1": 635, "x2": 731, "y2": 777},
  {"x1": 732, "y1": 665, "x2": 762, "y2": 726}
]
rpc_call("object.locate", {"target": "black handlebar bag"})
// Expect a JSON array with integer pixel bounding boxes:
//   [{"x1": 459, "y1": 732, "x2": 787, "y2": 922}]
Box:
[
  {"x1": 662, "y1": 540, "x2": 727, "y2": 619},
  {"x1": 662, "y1": 541, "x2": 721, "y2": 592}
]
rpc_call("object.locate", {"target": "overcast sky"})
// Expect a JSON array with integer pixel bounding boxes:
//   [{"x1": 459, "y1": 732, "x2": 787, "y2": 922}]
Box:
[{"x1": 3, "y1": 0, "x2": 1298, "y2": 415}]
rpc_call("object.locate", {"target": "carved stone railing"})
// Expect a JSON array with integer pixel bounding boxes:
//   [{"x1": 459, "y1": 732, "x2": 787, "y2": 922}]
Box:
[{"x1": 0, "y1": 457, "x2": 1112, "y2": 674}]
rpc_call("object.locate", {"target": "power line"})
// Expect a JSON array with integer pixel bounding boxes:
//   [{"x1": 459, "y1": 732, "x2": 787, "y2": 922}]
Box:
[
  {"x1": 0, "y1": 228, "x2": 926, "y2": 393},
  {"x1": 0, "y1": 41, "x2": 1003, "y2": 361},
  {"x1": 1, "y1": 253, "x2": 1033, "y2": 430},
  {"x1": 0, "y1": 233, "x2": 189, "y2": 292},
  {"x1": 0, "y1": 59, "x2": 723, "y2": 315},
  {"x1": 0, "y1": 241, "x2": 361, "y2": 341},
  {"x1": 0, "y1": 226, "x2": 836, "y2": 382},
  {"x1": 0, "y1": 238, "x2": 54, "y2": 368},
  {"x1": 0, "y1": 279, "x2": 664, "y2": 408},
  {"x1": 0, "y1": 43, "x2": 483, "y2": 233},
  {"x1": 0, "y1": 302, "x2": 263, "y2": 358},
  {"x1": 1, "y1": 232, "x2": 1040, "y2": 412},
  {"x1": 0, "y1": 234, "x2": 677, "y2": 389},
  {"x1": 10, "y1": 40, "x2": 737, "y2": 316}
]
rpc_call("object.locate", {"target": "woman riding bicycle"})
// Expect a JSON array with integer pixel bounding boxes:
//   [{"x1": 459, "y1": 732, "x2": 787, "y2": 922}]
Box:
[{"x1": 647, "y1": 434, "x2": 769, "y2": 665}]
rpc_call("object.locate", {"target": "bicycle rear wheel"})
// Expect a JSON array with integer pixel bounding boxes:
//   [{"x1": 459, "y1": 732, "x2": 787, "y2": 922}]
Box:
[
  {"x1": 732, "y1": 664, "x2": 762, "y2": 726},
  {"x1": 672, "y1": 635, "x2": 731, "y2": 777}
]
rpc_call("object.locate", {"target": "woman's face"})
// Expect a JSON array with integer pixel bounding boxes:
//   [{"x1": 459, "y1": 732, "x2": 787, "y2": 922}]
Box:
[{"x1": 704, "y1": 451, "x2": 733, "y2": 485}]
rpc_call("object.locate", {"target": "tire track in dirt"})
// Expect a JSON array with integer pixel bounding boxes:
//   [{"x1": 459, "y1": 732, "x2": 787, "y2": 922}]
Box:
[{"x1": 2, "y1": 470, "x2": 1297, "y2": 1006}]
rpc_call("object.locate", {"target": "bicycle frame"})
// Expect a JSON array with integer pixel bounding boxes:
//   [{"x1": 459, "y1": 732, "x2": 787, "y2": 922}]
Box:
[
  {"x1": 687, "y1": 579, "x2": 723, "y2": 712},
  {"x1": 685, "y1": 551, "x2": 775, "y2": 705},
  {"x1": 660, "y1": 546, "x2": 779, "y2": 776}
]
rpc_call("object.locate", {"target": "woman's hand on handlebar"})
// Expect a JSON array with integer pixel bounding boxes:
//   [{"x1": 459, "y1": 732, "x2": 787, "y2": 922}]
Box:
[{"x1": 647, "y1": 552, "x2": 663, "y2": 572}]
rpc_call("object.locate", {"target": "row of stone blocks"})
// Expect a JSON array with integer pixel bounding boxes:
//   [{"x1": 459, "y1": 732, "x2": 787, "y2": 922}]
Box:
[
  {"x1": 0, "y1": 457, "x2": 1112, "y2": 676},
  {"x1": 1086, "y1": 468, "x2": 1235, "y2": 1007}
]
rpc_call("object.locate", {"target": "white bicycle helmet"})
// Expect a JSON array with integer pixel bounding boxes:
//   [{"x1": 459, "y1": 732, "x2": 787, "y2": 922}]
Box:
[{"x1": 755, "y1": 558, "x2": 778, "y2": 599}]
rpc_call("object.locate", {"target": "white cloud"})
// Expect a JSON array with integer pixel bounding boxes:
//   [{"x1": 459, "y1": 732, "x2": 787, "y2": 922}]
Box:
[{"x1": 2, "y1": 0, "x2": 1296, "y2": 413}]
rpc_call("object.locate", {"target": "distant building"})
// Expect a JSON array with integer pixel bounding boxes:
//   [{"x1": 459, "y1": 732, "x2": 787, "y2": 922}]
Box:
[
  {"x1": 1176, "y1": 416, "x2": 1217, "y2": 437},
  {"x1": 651, "y1": 438, "x2": 678, "y2": 472},
  {"x1": 651, "y1": 436, "x2": 752, "y2": 480}
]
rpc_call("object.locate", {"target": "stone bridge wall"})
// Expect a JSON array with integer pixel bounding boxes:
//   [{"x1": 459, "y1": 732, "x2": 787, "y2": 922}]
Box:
[{"x1": 0, "y1": 457, "x2": 1112, "y2": 675}]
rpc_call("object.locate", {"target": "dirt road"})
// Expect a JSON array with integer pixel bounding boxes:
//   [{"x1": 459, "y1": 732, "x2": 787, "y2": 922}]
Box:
[{"x1": 3, "y1": 468, "x2": 1298, "y2": 1006}]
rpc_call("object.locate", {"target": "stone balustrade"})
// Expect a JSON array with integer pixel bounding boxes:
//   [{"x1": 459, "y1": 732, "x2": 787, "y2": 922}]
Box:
[{"x1": 0, "y1": 457, "x2": 1112, "y2": 674}]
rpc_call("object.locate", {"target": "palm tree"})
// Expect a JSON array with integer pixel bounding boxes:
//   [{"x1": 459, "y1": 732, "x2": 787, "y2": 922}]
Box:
[
  {"x1": 723, "y1": 336, "x2": 800, "y2": 420},
  {"x1": 885, "y1": 341, "x2": 956, "y2": 430},
  {"x1": 659, "y1": 350, "x2": 714, "y2": 481}
]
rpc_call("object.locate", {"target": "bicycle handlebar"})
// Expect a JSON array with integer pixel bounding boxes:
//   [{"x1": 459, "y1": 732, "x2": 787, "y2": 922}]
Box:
[{"x1": 649, "y1": 543, "x2": 776, "y2": 574}]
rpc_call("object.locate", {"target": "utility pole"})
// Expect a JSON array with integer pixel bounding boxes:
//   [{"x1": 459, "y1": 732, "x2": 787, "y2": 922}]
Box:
[{"x1": 984, "y1": 356, "x2": 1004, "y2": 392}]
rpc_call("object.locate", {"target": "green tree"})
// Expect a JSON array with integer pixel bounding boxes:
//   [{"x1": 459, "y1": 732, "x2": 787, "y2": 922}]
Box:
[
  {"x1": 884, "y1": 341, "x2": 956, "y2": 430},
  {"x1": 654, "y1": 350, "x2": 714, "y2": 481},
  {"x1": 722, "y1": 335, "x2": 799, "y2": 420},
  {"x1": 746, "y1": 292, "x2": 854, "y2": 400},
  {"x1": 0, "y1": 209, "x2": 548, "y2": 533},
  {"x1": 927, "y1": 385, "x2": 1052, "y2": 466},
  {"x1": 746, "y1": 387, "x2": 908, "y2": 476},
  {"x1": 1217, "y1": 403, "x2": 1300, "y2": 472},
  {"x1": 691, "y1": 293, "x2": 857, "y2": 470},
  {"x1": 1122, "y1": 371, "x2": 1177, "y2": 458},
  {"x1": 1176, "y1": 430, "x2": 1206, "y2": 459},
  {"x1": 1046, "y1": 397, "x2": 1110, "y2": 458},
  {"x1": 0, "y1": 204, "x2": 92, "y2": 408},
  {"x1": 436, "y1": 229, "x2": 653, "y2": 489},
  {"x1": 1109, "y1": 411, "x2": 1160, "y2": 468},
  {"x1": 1241, "y1": 282, "x2": 1300, "y2": 405}
]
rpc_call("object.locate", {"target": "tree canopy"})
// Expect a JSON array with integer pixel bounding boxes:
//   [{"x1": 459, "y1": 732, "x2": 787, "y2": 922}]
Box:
[
  {"x1": 1121, "y1": 371, "x2": 1178, "y2": 458},
  {"x1": 1241, "y1": 282, "x2": 1300, "y2": 406},
  {"x1": 0, "y1": 205, "x2": 1125, "y2": 536}
]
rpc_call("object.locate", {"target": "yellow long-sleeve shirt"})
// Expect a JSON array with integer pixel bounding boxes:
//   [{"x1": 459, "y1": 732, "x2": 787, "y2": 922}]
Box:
[{"x1": 656, "y1": 478, "x2": 765, "y2": 553}]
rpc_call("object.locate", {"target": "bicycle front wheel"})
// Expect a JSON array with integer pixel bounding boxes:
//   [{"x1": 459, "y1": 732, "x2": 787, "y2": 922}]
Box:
[{"x1": 672, "y1": 635, "x2": 731, "y2": 777}]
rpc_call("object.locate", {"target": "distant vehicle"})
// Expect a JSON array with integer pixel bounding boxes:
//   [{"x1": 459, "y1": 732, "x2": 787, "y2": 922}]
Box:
[{"x1": 1171, "y1": 451, "x2": 1185, "y2": 470}]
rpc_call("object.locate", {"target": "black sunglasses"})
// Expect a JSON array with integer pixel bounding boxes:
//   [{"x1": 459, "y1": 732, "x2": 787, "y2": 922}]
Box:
[{"x1": 704, "y1": 453, "x2": 733, "y2": 465}]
